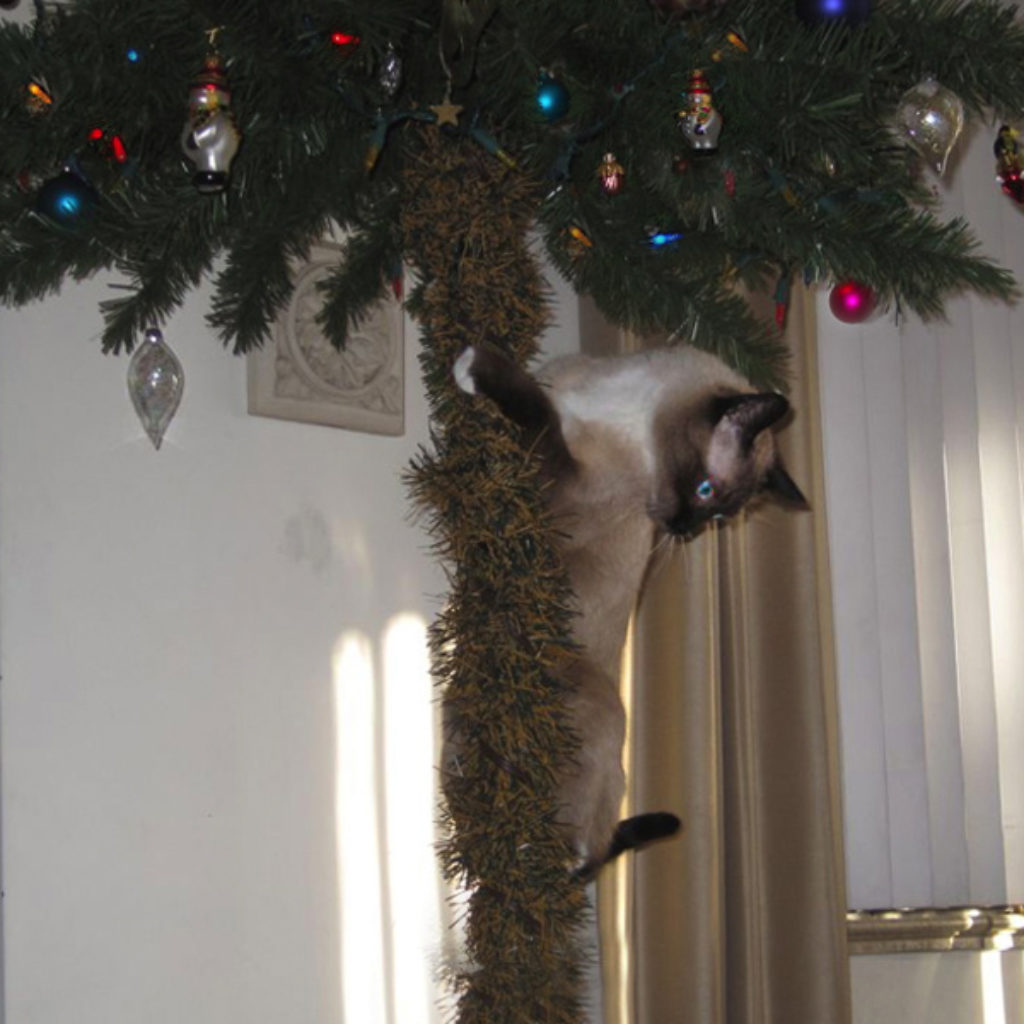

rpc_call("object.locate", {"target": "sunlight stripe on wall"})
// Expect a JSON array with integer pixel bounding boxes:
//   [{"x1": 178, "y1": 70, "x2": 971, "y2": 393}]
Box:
[
  {"x1": 383, "y1": 612, "x2": 444, "y2": 1024},
  {"x1": 334, "y1": 631, "x2": 388, "y2": 1023},
  {"x1": 981, "y1": 949, "x2": 1008, "y2": 1024}
]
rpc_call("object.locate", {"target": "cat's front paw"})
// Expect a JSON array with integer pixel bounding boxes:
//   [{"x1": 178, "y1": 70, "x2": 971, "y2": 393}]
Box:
[{"x1": 453, "y1": 347, "x2": 478, "y2": 395}]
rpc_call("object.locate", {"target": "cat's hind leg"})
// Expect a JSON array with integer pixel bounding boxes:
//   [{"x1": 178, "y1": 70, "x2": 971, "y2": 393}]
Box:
[{"x1": 453, "y1": 345, "x2": 576, "y2": 477}]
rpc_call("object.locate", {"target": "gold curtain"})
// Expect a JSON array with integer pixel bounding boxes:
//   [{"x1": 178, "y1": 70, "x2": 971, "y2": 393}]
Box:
[{"x1": 584, "y1": 286, "x2": 851, "y2": 1024}]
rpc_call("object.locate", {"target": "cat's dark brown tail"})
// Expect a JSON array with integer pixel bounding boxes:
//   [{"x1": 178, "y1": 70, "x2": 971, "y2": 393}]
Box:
[
  {"x1": 607, "y1": 811, "x2": 682, "y2": 860},
  {"x1": 576, "y1": 812, "x2": 681, "y2": 881}
]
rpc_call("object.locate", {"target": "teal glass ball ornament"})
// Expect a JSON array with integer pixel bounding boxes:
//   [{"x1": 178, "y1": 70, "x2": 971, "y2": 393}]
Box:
[
  {"x1": 35, "y1": 170, "x2": 98, "y2": 226},
  {"x1": 536, "y1": 73, "x2": 570, "y2": 122}
]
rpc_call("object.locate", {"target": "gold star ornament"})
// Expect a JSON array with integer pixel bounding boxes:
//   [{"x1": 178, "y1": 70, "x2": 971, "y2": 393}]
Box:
[{"x1": 430, "y1": 98, "x2": 463, "y2": 126}]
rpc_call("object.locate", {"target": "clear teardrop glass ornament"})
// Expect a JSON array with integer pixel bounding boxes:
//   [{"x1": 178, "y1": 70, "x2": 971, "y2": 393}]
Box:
[
  {"x1": 896, "y1": 76, "x2": 964, "y2": 176},
  {"x1": 378, "y1": 44, "x2": 402, "y2": 98},
  {"x1": 126, "y1": 328, "x2": 184, "y2": 449}
]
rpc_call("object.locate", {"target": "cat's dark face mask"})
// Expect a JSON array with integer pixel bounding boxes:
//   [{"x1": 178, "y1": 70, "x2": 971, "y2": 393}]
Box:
[{"x1": 650, "y1": 391, "x2": 807, "y2": 539}]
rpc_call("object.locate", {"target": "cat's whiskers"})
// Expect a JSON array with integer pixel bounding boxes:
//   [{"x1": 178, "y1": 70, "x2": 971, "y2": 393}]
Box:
[
  {"x1": 644, "y1": 532, "x2": 674, "y2": 575},
  {"x1": 644, "y1": 529, "x2": 687, "y2": 584}
]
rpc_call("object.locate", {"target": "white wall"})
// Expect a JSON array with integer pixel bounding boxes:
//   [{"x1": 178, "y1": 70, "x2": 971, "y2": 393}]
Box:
[
  {"x1": 852, "y1": 951, "x2": 1024, "y2": 1024},
  {"x1": 0, "y1": 256, "x2": 579, "y2": 1024}
]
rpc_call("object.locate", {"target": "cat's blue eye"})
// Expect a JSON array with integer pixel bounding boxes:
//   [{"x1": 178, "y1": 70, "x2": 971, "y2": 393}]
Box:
[{"x1": 696, "y1": 479, "x2": 715, "y2": 501}]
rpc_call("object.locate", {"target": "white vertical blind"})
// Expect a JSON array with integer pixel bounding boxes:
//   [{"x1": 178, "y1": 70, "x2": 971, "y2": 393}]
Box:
[{"x1": 818, "y1": 105, "x2": 1024, "y2": 908}]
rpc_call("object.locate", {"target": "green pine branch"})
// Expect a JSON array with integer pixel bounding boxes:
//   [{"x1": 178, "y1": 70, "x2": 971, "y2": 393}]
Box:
[{"x1": 5, "y1": 0, "x2": 1024, "y2": 364}]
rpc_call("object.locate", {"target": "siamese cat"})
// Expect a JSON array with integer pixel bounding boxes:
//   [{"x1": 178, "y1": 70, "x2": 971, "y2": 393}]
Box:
[{"x1": 445, "y1": 342, "x2": 806, "y2": 878}]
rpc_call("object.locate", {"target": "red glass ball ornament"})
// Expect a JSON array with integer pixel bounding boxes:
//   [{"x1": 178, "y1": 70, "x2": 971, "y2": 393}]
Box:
[{"x1": 829, "y1": 280, "x2": 877, "y2": 323}]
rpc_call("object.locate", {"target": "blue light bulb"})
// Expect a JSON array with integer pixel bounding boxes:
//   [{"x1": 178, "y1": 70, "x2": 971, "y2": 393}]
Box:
[
  {"x1": 648, "y1": 231, "x2": 683, "y2": 248},
  {"x1": 795, "y1": 0, "x2": 871, "y2": 24},
  {"x1": 126, "y1": 47, "x2": 141, "y2": 63}
]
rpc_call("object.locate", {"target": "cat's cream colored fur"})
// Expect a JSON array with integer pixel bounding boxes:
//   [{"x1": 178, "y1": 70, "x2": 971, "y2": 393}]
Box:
[{"x1": 446, "y1": 344, "x2": 802, "y2": 871}]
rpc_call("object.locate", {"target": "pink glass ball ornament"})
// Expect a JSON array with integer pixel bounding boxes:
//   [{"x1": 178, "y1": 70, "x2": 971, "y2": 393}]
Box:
[{"x1": 828, "y1": 280, "x2": 877, "y2": 323}]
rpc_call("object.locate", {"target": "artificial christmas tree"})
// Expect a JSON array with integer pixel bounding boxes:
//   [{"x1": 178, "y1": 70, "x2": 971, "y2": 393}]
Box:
[{"x1": 4, "y1": 2, "x2": 1024, "y2": 1021}]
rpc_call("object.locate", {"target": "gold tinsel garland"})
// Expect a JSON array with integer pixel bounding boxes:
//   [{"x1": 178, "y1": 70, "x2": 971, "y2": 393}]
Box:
[{"x1": 402, "y1": 129, "x2": 590, "y2": 1024}]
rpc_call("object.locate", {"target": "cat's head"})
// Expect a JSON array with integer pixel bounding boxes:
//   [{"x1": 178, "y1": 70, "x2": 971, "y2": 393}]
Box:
[{"x1": 647, "y1": 390, "x2": 807, "y2": 538}]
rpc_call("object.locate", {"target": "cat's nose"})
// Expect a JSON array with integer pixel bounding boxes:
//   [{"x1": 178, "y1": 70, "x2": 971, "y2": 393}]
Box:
[
  {"x1": 665, "y1": 514, "x2": 703, "y2": 539},
  {"x1": 664, "y1": 507, "x2": 726, "y2": 540}
]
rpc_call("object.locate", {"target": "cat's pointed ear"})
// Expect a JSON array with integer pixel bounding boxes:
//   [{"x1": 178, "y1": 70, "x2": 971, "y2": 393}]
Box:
[
  {"x1": 764, "y1": 461, "x2": 808, "y2": 507},
  {"x1": 712, "y1": 392, "x2": 790, "y2": 449}
]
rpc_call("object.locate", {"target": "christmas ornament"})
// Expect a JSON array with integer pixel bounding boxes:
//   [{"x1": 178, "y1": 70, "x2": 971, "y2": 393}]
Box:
[
  {"x1": 795, "y1": 0, "x2": 871, "y2": 25},
  {"x1": 711, "y1": 30, "x2": 749, "y2": 61},
  {"x1": 567, "y1": 224, "x2": 593, "y2": 258},
  {"x1": 430, "y1": 95, "x2": 463, "y2": 126},
  {"x1": 88, "y1": 128, "x2": 128, "y2": 165},
  {"x1": 994, "y1": 125, "x2": 1024, "y2": 204},
  {"x1": 828, "y1": 280, "x2": 877, "y2": 323},
  {"x1": 468, "y1": 124, "x2": 517, "y2": 168},
  {"x1": 677, "y1": 70, "x2": 722, "y2": 151},
  {"x1": 390, "y1": 256, "x2": 404, "y2": 299},
  {"x1": 26, "y1": 79, "x2": 53, "y2": 114},
  {"x1": 181, "y1": 51, "x2": 241, "y2": 194},
  {"x1": 896, "y1": 76, "x2": 963, "y2": 176},
  {"x1": 76, "y1": 129, "x2": 133, "y2": 196},
  {"x1": 126, "y1": 328, "x2": 184, "y2": 450},
  {"x1": 648, "y1": 230, "x2": 683, "y2": 248},
  {"x1": 597, "y1": 152, "x2": 625, "y2": 195},
  {"x1": 536, "y1": 71, "x2": 570, "y2": 122},
  {"x1": 767, "y1": 166, "x2": 800, "y2": 207},
  {"x1": 774, "y1": 276, "x2": 790, "y2": 330},
  {"x1": 378, "y1": 43, "x2": 402, "y2": 98},
  {"x1": 15, "y1": 168, "x2": 40, "y2": 194},
  {"x1": 35, "y1": 169, "x2": 97, "y2": 226}
]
